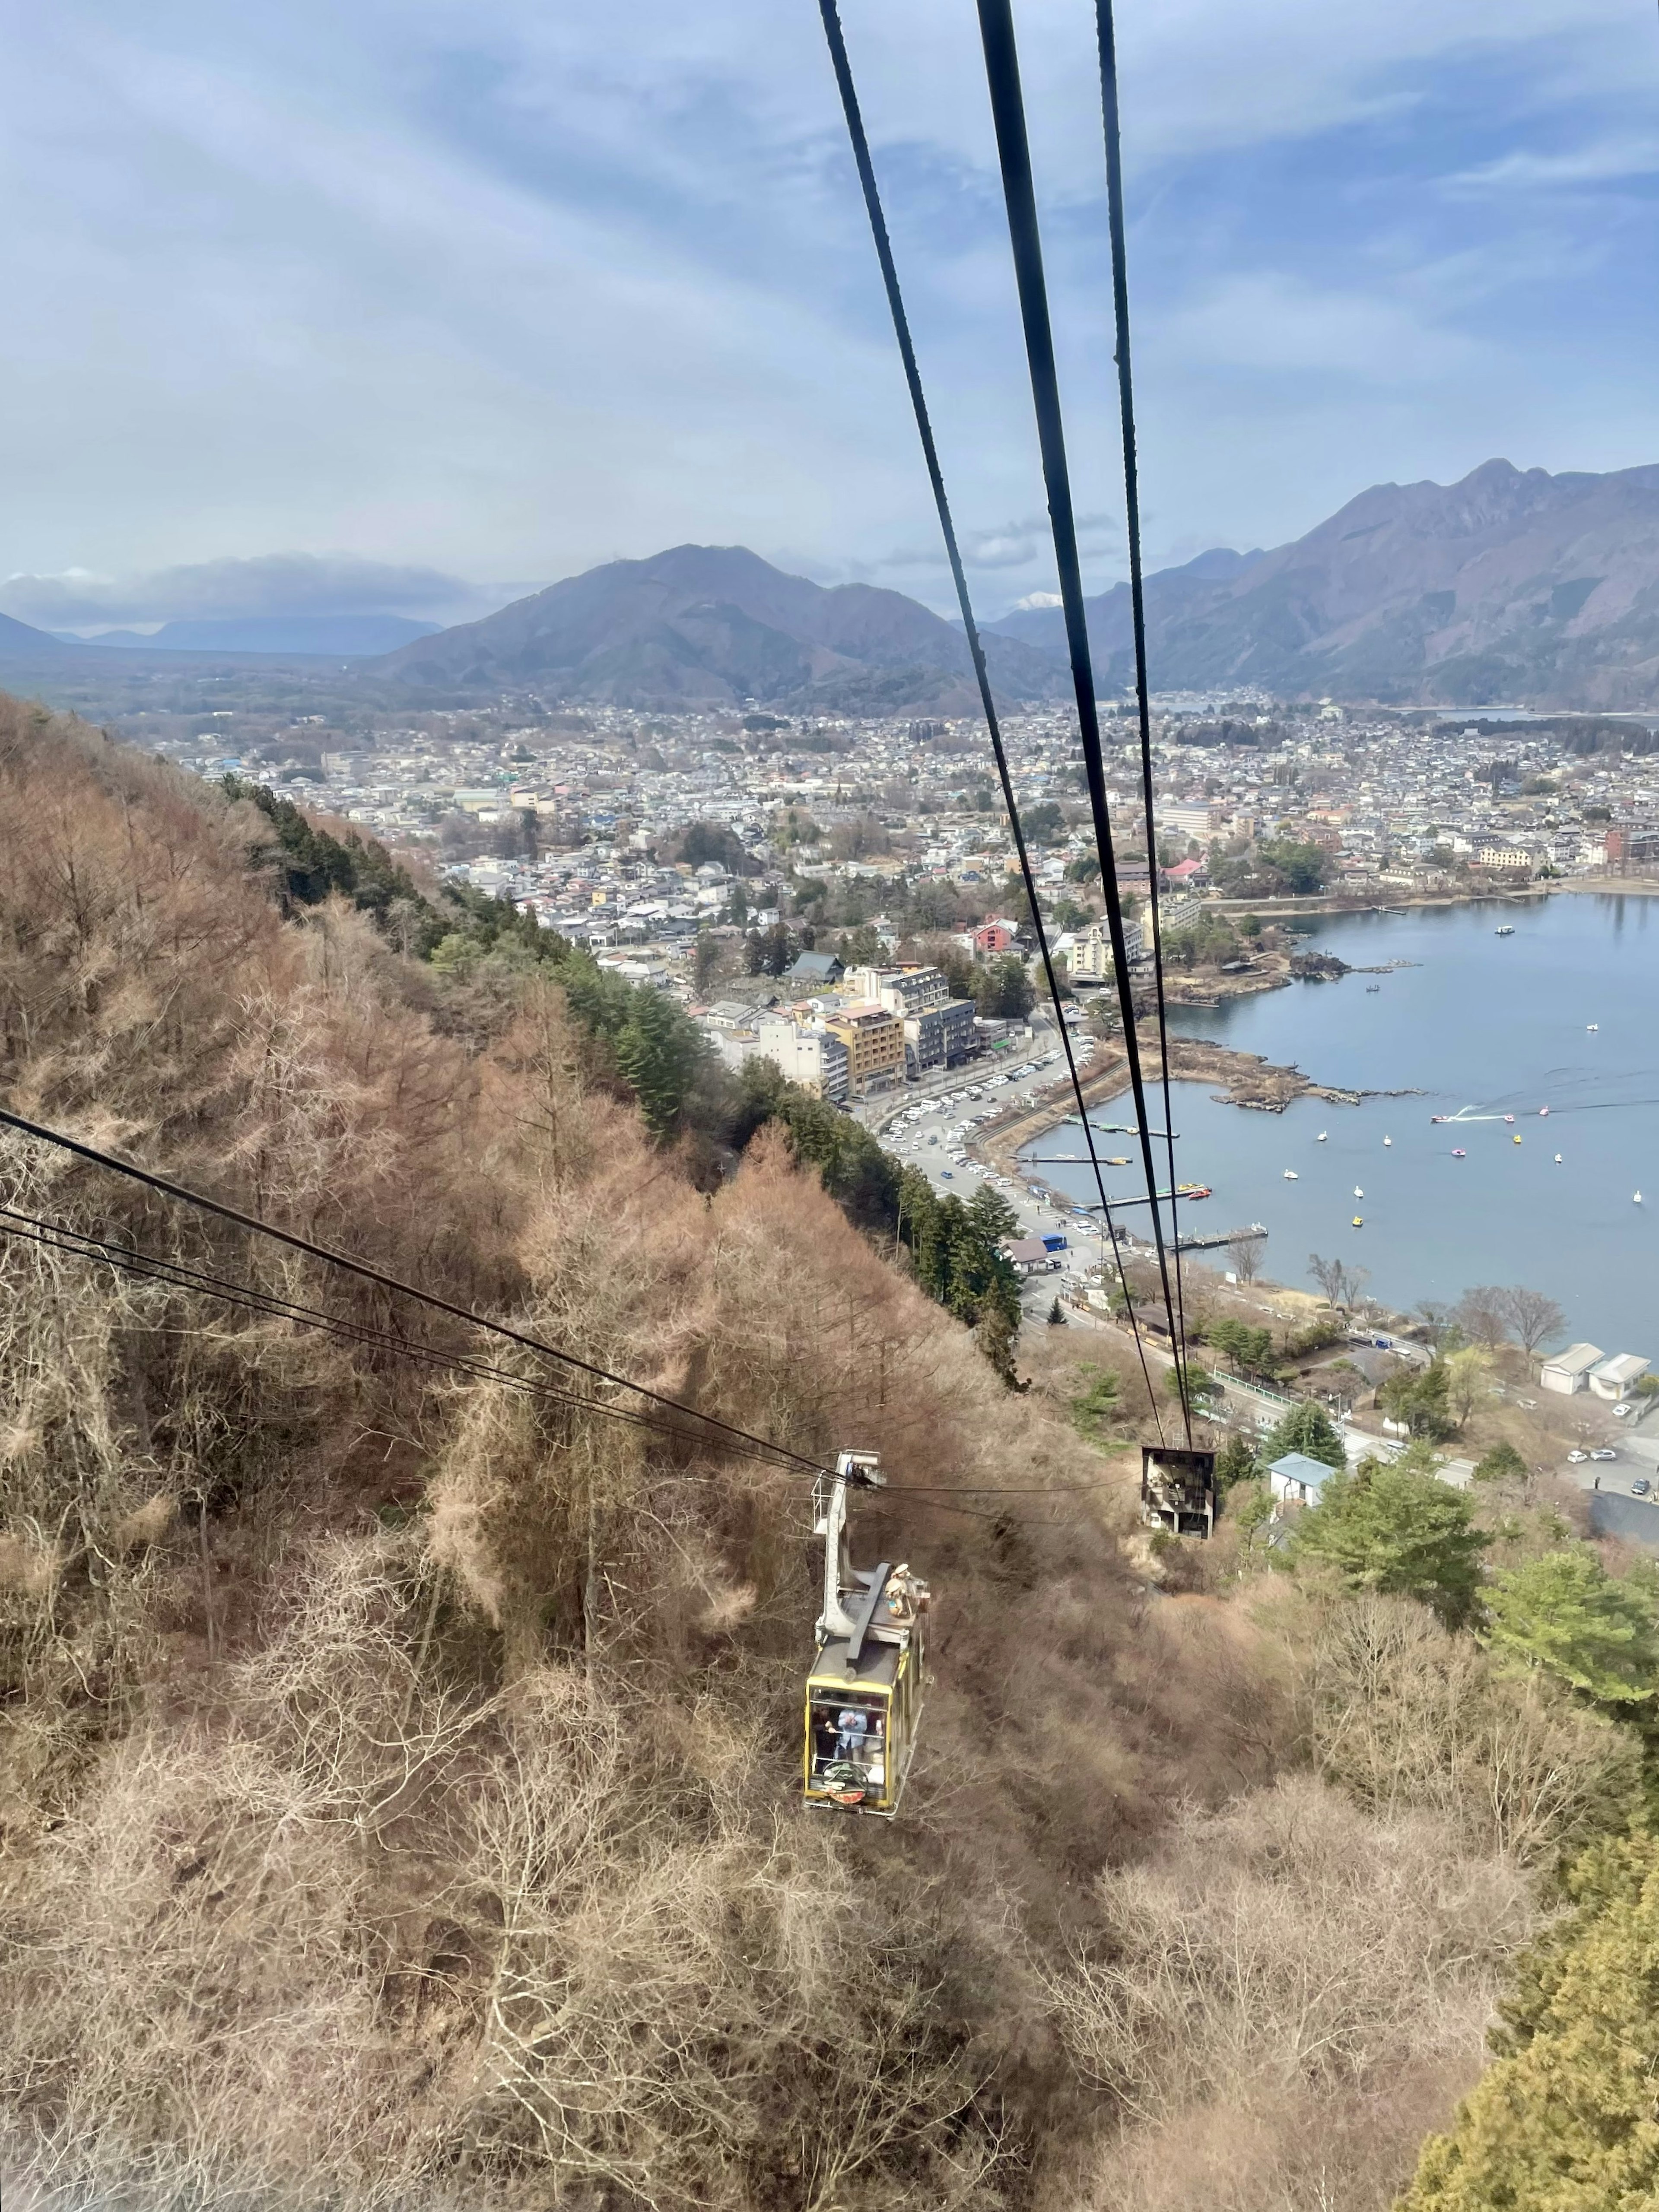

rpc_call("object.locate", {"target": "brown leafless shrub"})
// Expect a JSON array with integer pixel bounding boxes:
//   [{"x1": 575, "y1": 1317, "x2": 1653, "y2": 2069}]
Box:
[
  {"x1": 0, "y1": 1536, "x2": 1002, "y2": 2212},
  {"x1": 1044, "y1": 1776, "x2": 1536, "y2": 2212},
  {"x1": 0, "y1": 704, "x2": 1574, "y2": 2212},
  {"x1": 1301, "y1": 1591, "x2": 1640, "y2": 1863}
]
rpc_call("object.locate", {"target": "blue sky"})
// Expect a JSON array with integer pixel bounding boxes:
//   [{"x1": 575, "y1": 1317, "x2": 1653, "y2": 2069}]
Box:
[{"x1": 3, "y1": 0, "x2": 1658, "y2": 628}]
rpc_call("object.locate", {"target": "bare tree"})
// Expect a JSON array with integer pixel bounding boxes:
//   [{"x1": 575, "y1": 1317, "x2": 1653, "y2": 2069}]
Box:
[
  {"x1": 1229, "y1": 1236, "x2": 1262, "y2": 1285},
  {"x1": 1413, "y1": 1300, "x2": 1457, "y2": 1352},
  {"x1": 1496, "y1": 1285, "x2": 1566, "y2": 1358},
  {"x1": 1456, "y1": 1285, "x2": 1510, "y2": 1352},
  {"x1": 1309, "y1": 1253, "x2": 1368, "y2": 1311}
]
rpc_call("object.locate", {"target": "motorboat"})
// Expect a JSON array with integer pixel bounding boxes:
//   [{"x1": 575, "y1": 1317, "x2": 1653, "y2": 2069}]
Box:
[
  {"x1": 1504, "y1": 1115, "x2": 1515, "y2": 1124},
  {"x1": 1452, "y1": 1148, "x2": 1466, "y2": 1158},
  {"x1": 1495, "y1": 925, "x2": 1515, "y2": 936},
  {"x1": 1540, "y1": 1105, "x2": 1550, "y2": 1117},
  {"x1": 1588, "y1": 1024, "x2": 1599, "y2": 1032},
  {"x1": 1365, "y1": 984, "x2": 1381, "y2": 994},
  {"x1": 1283, "y1": 1169, "x2": 1299, "y2": 1180}
]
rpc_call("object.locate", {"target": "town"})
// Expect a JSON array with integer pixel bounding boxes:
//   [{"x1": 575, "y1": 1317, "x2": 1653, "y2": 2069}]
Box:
[{"x1": 116, "y1": 680, "x2": 1657, "y2": 1087}]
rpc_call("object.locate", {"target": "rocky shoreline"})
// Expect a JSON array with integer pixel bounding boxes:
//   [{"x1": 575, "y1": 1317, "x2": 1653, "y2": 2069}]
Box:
[{"x1": 976, "y1": 1030, "x2": 1421, "y2": 1180}]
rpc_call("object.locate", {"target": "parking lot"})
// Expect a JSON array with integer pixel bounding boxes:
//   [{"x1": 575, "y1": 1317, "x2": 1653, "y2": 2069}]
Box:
[
  {"x1": 1557, "y1": 1401, "x2": 1659, "y2": 1498},
  {"x1": 867, "y1": 1041, "x2": 1135, "y2": 1312}
]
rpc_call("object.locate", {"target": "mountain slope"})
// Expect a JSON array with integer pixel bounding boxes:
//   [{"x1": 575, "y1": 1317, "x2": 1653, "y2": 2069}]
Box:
[
  {"x1": 0, "y1": 607, "x2": 65, "y2": 655},
  {"x1": 376, "y1": 542, "x2": 1065, "y2": 708},
  {"x1": 989, "y1": 460, "x2": 1659, "y2": 707}
]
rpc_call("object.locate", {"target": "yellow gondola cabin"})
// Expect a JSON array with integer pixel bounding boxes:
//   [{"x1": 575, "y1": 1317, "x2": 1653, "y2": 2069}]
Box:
[{"x1": 802, "y1": 1451, "x2": 929, "y2": 1818}]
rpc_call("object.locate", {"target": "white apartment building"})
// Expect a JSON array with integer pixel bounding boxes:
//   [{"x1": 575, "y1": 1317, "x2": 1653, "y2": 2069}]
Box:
[{"x1": 1070, "y1": 917, "x2": 1146, "y2": 983}]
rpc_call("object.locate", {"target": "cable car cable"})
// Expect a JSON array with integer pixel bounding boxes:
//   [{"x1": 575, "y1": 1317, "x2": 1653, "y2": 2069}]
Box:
[
  {"x1": 0, "y1": 1107, "x2": 832, "y2": 1477},
  {"x1": 1093, "y1": 0, "x2": 1189, "y2": 1374},
  {"x1": 971, "y1": 0, "x2": 1192, "y2": 1438},
  {"x1": 814, "y1": 0, "x2": 1166, "y2": 1438},
  {"x1": 0, "y1": 1205, "x2": 819, "y2": 1476},
  {"x1": 0, "y1": 1207, "x2": 1133, "y2": 1535}
]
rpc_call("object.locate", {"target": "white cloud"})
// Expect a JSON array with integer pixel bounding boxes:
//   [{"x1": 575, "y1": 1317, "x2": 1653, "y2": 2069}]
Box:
[
  {"x1": 1157, "y1": 273, "x2": 1479, "y2": 384},
  {"x1": 0, "y1": 0, "x2": 1655, "y2": 600},
  {"x1": 1443, "y1": 138, "x2": 1659, "y2": 195},
  {"x1": 0, "y1": 553, "x2": 494, "y2": 628}
]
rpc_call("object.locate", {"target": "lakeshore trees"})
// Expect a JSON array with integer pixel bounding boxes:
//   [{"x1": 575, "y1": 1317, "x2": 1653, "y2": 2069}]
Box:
[{"x1": 1309, "y1": 1252, "x2": 1369, "y2": 1311}]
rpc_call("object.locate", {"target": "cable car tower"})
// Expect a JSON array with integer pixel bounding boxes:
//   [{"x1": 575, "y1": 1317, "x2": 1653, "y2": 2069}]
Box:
[{"x1": 802, "y1": 1450, "x2": 929, "y2": 1817}]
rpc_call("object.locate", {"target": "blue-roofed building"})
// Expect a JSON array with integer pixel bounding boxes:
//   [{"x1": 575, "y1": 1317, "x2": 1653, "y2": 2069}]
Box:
[{"x1": 1268, "y1": 1451, "x2": 1338, "y2": 1508}]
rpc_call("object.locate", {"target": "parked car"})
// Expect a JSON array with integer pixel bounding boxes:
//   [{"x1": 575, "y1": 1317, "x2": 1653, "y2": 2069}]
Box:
[
  {"x1": 1567, "y1": 1450, "x2": 1590, "y2": 1463},
  {"x1": 1631, "y1": 1478, "x2": 1653, "y2": 1497},
  {"x1": 1590, "y1": 1449, "x2": 1619, "y2": 1463},
  {"x1": 1613, "y1": 1403, "x2": 1634, "y2": 1419}
]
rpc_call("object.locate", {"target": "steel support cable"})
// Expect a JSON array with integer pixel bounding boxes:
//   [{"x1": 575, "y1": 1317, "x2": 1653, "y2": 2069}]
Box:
[
  {"x1": 0, "y1": 1206, "x2": 817, "y2": 1476},
  {"x1": 0, "y1": 1106, "x2": 832, "y2": 1477},
  {"x1": 1093, "y1": 0, "x2": 1189, "y2": 1384},
  {"x1": 0, "y1": 1208, "x2": 1112, "y2": 1514},
  {"x1": 970, "y1": 0, "x2": 1192, "y2": 1436},
  {"x1": 814, "y1": 0, "x2": 1166, "y2": 1439}
]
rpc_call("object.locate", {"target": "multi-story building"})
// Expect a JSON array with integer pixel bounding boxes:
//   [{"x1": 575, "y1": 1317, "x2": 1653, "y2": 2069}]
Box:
[
  {"x1": 1473, "y1": 841, "x2": 1538, "y2": 874},
  {"x1": 1070, "y1": 917, "x2": 1146, "y2": 984},
  {"x1": 1149, "y1": 894, "x2": 1206, "y2": 942},
  {"x1": 903, "y1": 998, "x2": 977, "y2": 1076},
  {"x1": 754, "y1": 1017, "x2": 850, "y2": 1104},
  {"x1": 1160, "y1": 802, "x2": 1224, "y2": 840},
  {"x1": 1607, "y1": 825, "x2": 1659, "y2": 870},
  {"x1": 710, "y1": 1016, "x2": 850, "y2": 1104},
  {"x1": 822, "y1": 1002, "x2": 906, "y2": 1096},
  {"x1": 846, "y1": 964, "x2": 949, "y2": 1018}
]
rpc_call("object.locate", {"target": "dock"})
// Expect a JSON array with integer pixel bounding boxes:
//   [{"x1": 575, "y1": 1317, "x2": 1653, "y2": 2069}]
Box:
[
  {"x1": 1090, "y1": 1223, "x2": 1268, "y2": 1254},
  {"x1": 1176, "y1": 1223, "x2": 1269, "y2": 1254}
]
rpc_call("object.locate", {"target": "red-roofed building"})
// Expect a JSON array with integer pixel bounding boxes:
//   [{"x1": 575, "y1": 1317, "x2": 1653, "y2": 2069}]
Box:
[
  {"x1": 1161, "y1": 855, "x2": 1208, "y2": 888},
  {"x1": 972, "y1": 920, "x2": 1015, "y2": 953}
]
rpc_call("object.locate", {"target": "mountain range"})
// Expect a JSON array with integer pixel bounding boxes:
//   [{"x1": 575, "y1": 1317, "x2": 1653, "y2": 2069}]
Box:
[
  {"x1": 990, "y1": 458, "x2": 1659, "y2": 709},
  {"x1": 10, "y1": 459, "x2": 1659, "y2": 707},
  {"x1": 377, "y1": 460, "x2": 1659, "y2": 711},
  {"x1": 375, "y1": 542, "x2": 1064, "y2": 711}
]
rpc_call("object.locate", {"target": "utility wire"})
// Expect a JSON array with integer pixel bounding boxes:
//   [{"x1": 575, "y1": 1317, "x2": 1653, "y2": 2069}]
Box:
[
  {"x1": 814, "y1": 0, "x2": 1166, "y2": 1439},
  {"x1": 0, "y1": 1106, "x2": 832, "y2": 1477},
  {"x1": 1094, "y1": 0, "x2": 1189, "y2": 1379},
  {"x1": 971, "y1": 0, "x2": 1192, "y2": 1438}
]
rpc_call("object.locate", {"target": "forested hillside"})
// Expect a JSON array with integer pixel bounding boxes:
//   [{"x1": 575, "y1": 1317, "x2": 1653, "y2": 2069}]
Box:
[{"x1": 1, "y1": 695, "x2": 1656, "y2": 2211}]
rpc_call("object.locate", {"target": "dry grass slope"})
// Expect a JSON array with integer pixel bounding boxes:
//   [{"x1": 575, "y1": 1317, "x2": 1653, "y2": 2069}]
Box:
[{"x1": 0, "y1": 699, "x2": 1624, "y2": 2210}]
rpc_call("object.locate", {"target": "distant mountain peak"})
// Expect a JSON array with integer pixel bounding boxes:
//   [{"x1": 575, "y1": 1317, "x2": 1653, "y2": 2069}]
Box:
[
  {"x1": 987, "y1": 458, "x2": 1659, "y2": 708},
  {"x1": 376, "y1": 543, "x2": 1068, "y2": 710}
]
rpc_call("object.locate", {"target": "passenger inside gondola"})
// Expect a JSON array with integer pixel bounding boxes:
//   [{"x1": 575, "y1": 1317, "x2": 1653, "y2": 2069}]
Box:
[{"x1": 812, "y1": 1700, "x2": 883, "y2": 1780}]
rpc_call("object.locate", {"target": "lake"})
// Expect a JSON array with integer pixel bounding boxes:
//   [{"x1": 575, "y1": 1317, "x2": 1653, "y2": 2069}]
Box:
[{"x1": 1022, "y1": 894, "x2": 1659, "y2": 1355}]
